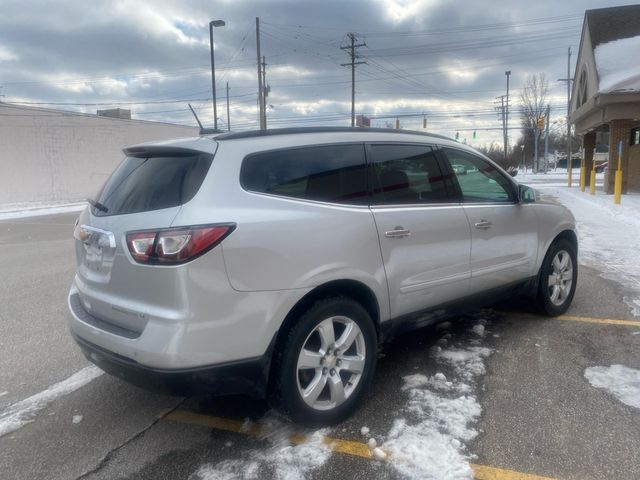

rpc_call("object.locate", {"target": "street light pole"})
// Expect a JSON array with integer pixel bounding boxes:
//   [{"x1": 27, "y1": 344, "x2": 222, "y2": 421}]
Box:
[{"x1": 209, "y1": 19, "x2": 225, "y2": 130}]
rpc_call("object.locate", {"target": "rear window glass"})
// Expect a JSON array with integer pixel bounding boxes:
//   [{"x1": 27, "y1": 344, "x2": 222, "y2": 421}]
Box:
[
  {"x1": 240, "y1": 144, "x2": 368, "y2": 205},
  {"x1": 93, "y1": 152, "x2": 213, "y2": 216}
]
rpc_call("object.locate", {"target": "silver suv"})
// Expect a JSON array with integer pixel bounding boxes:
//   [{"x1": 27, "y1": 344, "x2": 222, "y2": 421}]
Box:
[{"x1": 68, "y1": 127, "x2": 577, "y2": 425}]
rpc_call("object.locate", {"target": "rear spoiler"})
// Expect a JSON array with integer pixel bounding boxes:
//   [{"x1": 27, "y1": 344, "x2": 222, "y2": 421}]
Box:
[{"x1": 123, "y1": 146, "x2": 209, "y2": 157}]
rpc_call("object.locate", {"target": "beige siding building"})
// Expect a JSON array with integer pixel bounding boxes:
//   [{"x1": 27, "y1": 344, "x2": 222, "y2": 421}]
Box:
[
  {"x1": 0, "y1": 103, "x2": 197, "y2": 205},
  {"x1": 569, "y1": 5, "x2": 640, "y2": 193}
]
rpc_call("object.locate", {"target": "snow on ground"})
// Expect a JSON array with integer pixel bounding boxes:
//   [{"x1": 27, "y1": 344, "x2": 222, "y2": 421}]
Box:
[
  {"x1": 380, "y1": 321, "x2": 491, "y2": 479},
  {"x1": 192, "y1": 414, "x2": 331, "y2": 480},
  {"x1": 523, "y1": 171, "x2": 640, "y2": 316},
  {"x1": 0, "y1": 201, "x2": 86, "y2": 221},
  {"x1": 584, "y1": 365, "x2": 640, "y2": 409},
  {"x1": 0, "y1": 366, "x2": 103, "y2": 437}
]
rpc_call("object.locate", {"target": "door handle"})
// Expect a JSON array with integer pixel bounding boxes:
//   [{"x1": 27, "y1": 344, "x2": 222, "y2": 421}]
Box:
[
  {"x1": 474, "y1": 220, "x2": 493, "y2": 229},
  {"x1": 385, "y1": 227, "x2": 411, "y2": 238}
]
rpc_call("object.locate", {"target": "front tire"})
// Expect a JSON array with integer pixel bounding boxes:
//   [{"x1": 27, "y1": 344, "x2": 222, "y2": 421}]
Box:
[
  {"x1": 536, "y1": 239, "x2": 577, "y2": 316},
  {"x1": 273, "y1": 297, "x2": 377, "y2": 426}
]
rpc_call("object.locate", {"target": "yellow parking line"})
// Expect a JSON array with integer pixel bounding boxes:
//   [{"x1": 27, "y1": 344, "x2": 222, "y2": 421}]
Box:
[
  {"x1": 164, "y1": 410, "x2": 555, "y2": 480},
  {"x1": 555, "y1": 314, "x2": 640, "y2": 327}
]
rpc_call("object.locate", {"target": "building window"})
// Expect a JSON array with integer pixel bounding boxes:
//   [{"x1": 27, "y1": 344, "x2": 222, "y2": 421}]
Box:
[
  {"x1": 577, "y1": 69, "x2": 588, "y2": 108},
  {"x1": 631, "y1": 127, "x2": 640, "y2": 146}
]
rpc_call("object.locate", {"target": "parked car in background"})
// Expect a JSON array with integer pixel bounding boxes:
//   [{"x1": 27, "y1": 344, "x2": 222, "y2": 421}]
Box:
[
  {"x1": 595, "y1": 161, "x2": 608, "y2": 173},
  {"x1": 68, "y1": 127, "x2": 578, "y2": 425}
]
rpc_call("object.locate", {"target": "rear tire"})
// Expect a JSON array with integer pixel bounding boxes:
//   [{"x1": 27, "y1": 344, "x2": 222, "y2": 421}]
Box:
[
  {"x1": 272, "y1": 297, "x2": 377, "y2": 426},
  {"x1": 536, "y1": 239, "x2": 577, "y2": 316}
]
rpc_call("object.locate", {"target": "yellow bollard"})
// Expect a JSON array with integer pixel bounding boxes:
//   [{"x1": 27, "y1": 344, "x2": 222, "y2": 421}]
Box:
[
  {"x1": 589, "y1": 169, "x2": 596, "y2": 195},
  {"x1": 614, "y1": 140, "x2": 623, "y2": 205},
  {"x1": 579, "y1": 160, "x2": 586, "y2": 191},
  {"x1": 614, "y1": 170, "x2": 623, "y2": 204}
]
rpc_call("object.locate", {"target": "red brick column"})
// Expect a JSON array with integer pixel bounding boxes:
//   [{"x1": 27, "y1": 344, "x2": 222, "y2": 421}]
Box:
[
  {"x1": 583, "y1": 131, "x2": 595, "y2": 188},
  {"x1": 608, "y1": 119, "x2": 632, "y2": 194}
]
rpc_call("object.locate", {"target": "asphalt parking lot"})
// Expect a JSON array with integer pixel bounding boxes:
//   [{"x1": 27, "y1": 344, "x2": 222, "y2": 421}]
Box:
[{"x1": 1, "y1": 212, "x2": 639, "y2": 480}]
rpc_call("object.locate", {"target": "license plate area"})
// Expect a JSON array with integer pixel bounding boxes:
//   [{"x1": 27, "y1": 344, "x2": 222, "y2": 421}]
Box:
[{"x1": 74, "y1": 225, "x2": 116, "y2": 278}]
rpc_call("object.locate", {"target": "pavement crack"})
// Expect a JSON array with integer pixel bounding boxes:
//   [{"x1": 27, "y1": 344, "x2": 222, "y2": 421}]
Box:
[{"x1": 74, "y1": 398, "x2": 185, "y2": 480}]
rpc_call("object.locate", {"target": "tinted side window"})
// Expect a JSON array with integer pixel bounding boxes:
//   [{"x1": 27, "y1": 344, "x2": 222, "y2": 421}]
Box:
[
  {"x1": 370, "y1": 144, "x2": 448, "y2": 205},
  {"x1": 94, "y1": 153, "x2": 213, "y2": 217},
  {"x1": 240, "y1": 144, "x2": 367, "y2": 205},
  {"x1": 442, "y1": 148, "x2": 515, "y2": 203}
]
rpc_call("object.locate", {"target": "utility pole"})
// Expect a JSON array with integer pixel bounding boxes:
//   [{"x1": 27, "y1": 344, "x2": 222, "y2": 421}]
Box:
[
  {"x1": 256, "y1": 17, "x2": 264, "y2": 130},
  {"x1": 543, "y1": 104, "x2": 550, "y2": 172},
  {"x1": 262, "y1": 56, "x2": 268, "y2": 130},
  {"x1": 504, "y1": 70, "x2": 511, "y2": 161},
  {"x1": 558, "y1": 47, "x2": 573, "y2": 184},
  {"x1": 495, "y1": 95, "x2": 506, "y2": 155},
  {"x1": 226, "y1": 82, "x2": 230, "y2": 131},
  {"x1": 341, "y1": 33, "x2": 366, "y2": 127}
]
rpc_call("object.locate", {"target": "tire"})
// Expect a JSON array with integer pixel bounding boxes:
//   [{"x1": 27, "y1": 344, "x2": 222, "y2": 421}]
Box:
[
  {"x1": 272, "y1": 297, "x2": 377, "y2": 426},
  {"x1": 536, "y1": 239, "x2": 578, "y2": 316}
]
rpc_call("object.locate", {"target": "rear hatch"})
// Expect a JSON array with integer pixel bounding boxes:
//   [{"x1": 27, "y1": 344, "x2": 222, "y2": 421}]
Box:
[{"x1": 72, "y1": 145, "x2": 215, "y2": 335}]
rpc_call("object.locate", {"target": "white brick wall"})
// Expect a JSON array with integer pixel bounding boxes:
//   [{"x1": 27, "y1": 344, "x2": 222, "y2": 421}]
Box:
[{"x1": 0, "y1": 104, "x2": 198, "y2": 204}]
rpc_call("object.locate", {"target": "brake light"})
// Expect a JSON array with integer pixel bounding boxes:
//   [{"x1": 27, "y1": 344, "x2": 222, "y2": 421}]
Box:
[{"x1": 126, "y1": 224, "x2": 235, "y2": 265}]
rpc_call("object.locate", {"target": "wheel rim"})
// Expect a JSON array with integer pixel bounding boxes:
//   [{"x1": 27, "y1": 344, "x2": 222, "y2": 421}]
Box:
[
  {"x1": 296, "y1": 316, "x2": 366, "y2": 411},
  {"x1": 547, "y1": 250, "x2": 574, "y2": 306}
]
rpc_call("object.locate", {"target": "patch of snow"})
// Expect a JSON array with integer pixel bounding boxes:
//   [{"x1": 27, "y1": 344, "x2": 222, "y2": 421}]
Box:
[
  {"x1": 0, "y1": 202, "x2": 86, "y2": 221},
  {"x1": 631, "y1": 331, "x2": 640, "y2": 336},
  {"x1": 72, "y1": 415, "x2": 83, "y2": 424},
  {"x1": 584, "y1": 365, "x2": 640, "y2": 409},
  {"x1": 372, "y1": 447, "x2": 387, "y2": 461},
  {"x1": 367, "y1": 438, "x2": 377, "y2": 449},
  {"x1": 436, "y1": 347, "x2": 492, "y2": 382},
  {"x1": 382, "y1": 341, "x2": 491, "y2": 479},
  {"x1": 360, "y1": 426, "x2": 370, "y2": 436},
  {"x1": 0, "y1": 391, "x2": 7, "y2": 398},
  {"x1": 0, "y1": 366, "x2": 102, "y2": 437},
  {"x1": 192, "y1": 414, "x2": 331, "y2": 480},
  {"x1": 595, "y1": 35, "x2": 640, "y2": 93}
]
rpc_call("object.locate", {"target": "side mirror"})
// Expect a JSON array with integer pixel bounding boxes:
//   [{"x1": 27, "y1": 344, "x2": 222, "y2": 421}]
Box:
[{"x1": 518, "y1": 184, "x2": 536, "y2": 203}]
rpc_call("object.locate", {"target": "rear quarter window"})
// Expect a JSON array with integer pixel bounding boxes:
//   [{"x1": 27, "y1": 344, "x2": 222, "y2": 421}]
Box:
[
  {"x1": 240, "y1": 144, "x2": 368, "y2": 205},
  {"x1": 93, "y1": 152, "x2": 213, "y2": 216}
]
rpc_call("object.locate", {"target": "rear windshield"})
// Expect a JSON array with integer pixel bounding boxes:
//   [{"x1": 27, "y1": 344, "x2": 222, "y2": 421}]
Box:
[{"x1": 92, "y1": 152, "x2": 213, "y2": 217}]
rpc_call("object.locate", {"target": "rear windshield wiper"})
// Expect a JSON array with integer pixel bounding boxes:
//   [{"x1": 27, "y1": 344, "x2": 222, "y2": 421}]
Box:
[{"x1": 87, "y1": 198, "x2": 109, "y2": 213}]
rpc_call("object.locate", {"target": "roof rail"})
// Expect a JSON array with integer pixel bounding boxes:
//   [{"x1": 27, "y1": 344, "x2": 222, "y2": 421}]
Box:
[{"x1": 213, "y1": 126, "x2": 453, "y2": 141}]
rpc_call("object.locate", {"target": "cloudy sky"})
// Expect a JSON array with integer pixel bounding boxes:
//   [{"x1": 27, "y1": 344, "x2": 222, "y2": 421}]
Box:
[{"x1": 0, "y1": 0, "x2": 635, "y2": 147}]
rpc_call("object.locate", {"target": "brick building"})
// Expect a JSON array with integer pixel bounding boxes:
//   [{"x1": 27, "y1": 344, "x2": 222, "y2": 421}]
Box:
[{"x1": 569, "y1": 5, "x2": 640, "y2": 193}]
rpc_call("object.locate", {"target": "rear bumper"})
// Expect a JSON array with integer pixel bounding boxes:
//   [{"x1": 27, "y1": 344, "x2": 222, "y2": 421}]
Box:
[{"x1": 72, "y1": 331, "x2": 270, "y2": 397}]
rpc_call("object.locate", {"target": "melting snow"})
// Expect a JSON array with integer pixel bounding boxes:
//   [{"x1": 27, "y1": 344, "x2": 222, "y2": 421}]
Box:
[
  {"x1": 0, "y1": 202, "x2": 86, "y2": 221},
  {"x1": 360, "y1": 426, "x2": 370, "y2": 436},
  {"x1": 0, "y1": 366, "x2": 103, "y2": 437},
  {"x1": 381, "y1": 336, "x2": 492, "y2": 479},
  {"x1": 192, "y1": 414, "x2": 331, "y2": 480},
  {"x1": 584, "y1": 365, "x2": 640, "y2": 409},
  {"x1": 72, "y1": 415, "x2": 83, "y2": 424}
]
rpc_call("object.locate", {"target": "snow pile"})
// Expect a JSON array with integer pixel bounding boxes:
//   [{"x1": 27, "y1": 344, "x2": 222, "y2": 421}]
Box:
[
  {"x1": 595, "y1": 35, "x2": 640, "y2": 93},
  {"x1": 0, "y1": 366, "x2": 103, "y2": 437},
  {"x1": 584, "y1": 365, "x2": 640, "y2": 409},
  {"x1": 192, "y1": 414, "x2": 331, "y2": 480},
  {"x1": 0, "y1": 201, "x2": 86, "y2": 221},
  {"x1": 381, "y1": 323, "x2": 491, "y2": 479},
  {"x1": 533, "y1": 185, "x2": 640, "y2": 316}
]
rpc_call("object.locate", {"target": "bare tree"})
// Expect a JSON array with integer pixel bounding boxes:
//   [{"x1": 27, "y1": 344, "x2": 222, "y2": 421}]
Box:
[{"x1": 520, "y1": 73, "x2": 549, "y2": 170}]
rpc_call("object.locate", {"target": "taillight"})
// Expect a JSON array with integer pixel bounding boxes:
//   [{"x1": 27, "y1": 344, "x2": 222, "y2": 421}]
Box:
[{"x1": 126, "y1": 224, "x2": 235, "y2": 265}]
